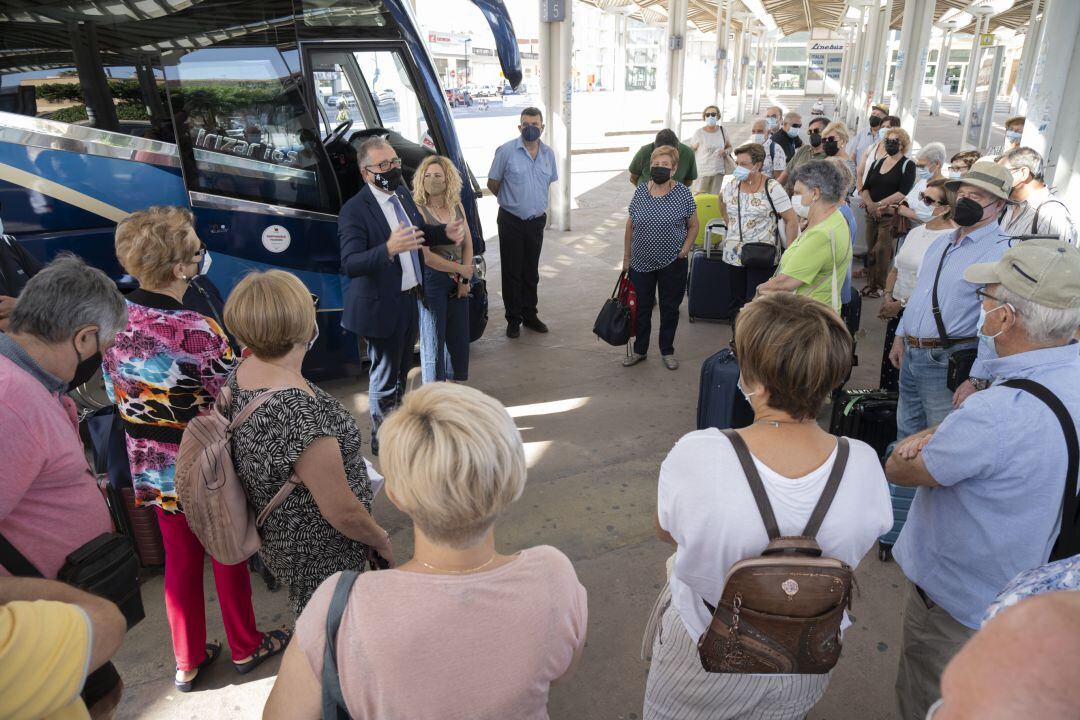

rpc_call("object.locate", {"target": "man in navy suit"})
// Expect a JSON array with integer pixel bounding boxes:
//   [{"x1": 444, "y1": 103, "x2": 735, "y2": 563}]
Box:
[{"x1": 339, "y1": 137, "x2": 462, "y2": 453}]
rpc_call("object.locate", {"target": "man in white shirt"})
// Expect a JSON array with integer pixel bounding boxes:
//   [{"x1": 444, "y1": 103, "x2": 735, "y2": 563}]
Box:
[
  {"x1": 338, "y1": 138, "x2": 463, "y2": 452},
  {"x1": 848, "y1": 104, "x2": 889, "y2": 170},
  {"x1": 998, "y1": 147, "x2": 1077, "y2": 245},
  {"x1": 750, "y1": 118, "x2": 786, "y2": 179}
]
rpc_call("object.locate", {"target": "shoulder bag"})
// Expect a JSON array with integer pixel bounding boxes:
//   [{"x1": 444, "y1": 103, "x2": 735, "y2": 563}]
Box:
[
  {"x1": 738, "y1": 178, "x2": 782, "y2": 268},
  {"x1": 697, "y1": 430, "x2": 854, "y2": 674},
  {"x1": 719, "y1": 126, "x2": 736, "y2": 175},
  {"x1": 592, "y1": 272, "x2": 636, "y2": 346},
  {"x1": 1001, "y1": 379, "x2": 1080, "y2": 561},
  {"x1": 322, "y1": 570, "x2": 361, "y2": 719},
  {"x1": 928, "y1": 243, "x2": 978, "y2": 391}
]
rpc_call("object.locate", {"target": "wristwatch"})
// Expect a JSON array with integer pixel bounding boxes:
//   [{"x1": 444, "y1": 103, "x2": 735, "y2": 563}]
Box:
[{"x1": 969, "y1": 378, "x2": 991, "y2": 391}]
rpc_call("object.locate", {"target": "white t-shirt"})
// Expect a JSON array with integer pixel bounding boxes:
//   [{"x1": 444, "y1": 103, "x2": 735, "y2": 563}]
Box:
[
  {"x1": 688, "y1": 126, "x2": 730, "y2": 177},
  {"x1": 657, "y1": 429, "x2": 893, "y2": 642},
  {"x1": 894, "y1": 225, "x2": 955, "y2": 303},
  {"x1": 761, "y1": 139, "x2": 787, "y2": 178}
]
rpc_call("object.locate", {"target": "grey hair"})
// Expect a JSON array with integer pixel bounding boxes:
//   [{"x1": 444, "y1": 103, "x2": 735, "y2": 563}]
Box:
[
  {"x1": 1001, "y1": 146, "x2": 1045, "y2": 181},
  {"x1": 792, "y1": 160, "x2": 846, "y2": 203},
  {"x1": 917, "y1": 142, "x2": 946, "y2": 168},
  {"x1": 356, "y1": 136, "x2": 393, "y2": 168},
  {"x1": 997, "y1": 285, "x2": 1080, "y2": 345},
  {"x1": 783, "y1": 111, "x2": 801, "y2": 124},
  {"x1": 8, "y1": 254, "x2": 127, "y2": 343}
]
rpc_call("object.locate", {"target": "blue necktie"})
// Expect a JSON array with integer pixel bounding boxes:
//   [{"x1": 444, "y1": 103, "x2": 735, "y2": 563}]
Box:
[{"x1": 390, "y1": 194, "x2": 423, "y2": 286}]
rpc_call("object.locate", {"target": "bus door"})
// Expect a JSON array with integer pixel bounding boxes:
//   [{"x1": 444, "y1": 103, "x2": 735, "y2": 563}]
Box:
[{"x1": 162, "y1": 43, "x2": 355, "y2": 377}]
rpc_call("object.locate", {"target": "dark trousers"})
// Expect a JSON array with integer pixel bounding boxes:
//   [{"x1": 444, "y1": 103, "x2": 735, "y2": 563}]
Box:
[
  {"x1": 728, "y1": 262, "x2": 776, "y2": 317},
  {"x1": 423, "y1": 269, "x2": 471, "y2": 381},
  {"x1": 365, "y1": 292, "x2": 420, "y2": 447},
  {"x1": 630, "y1": 257, "x2": 687, "y2": 357},
  {"x1": 497, "y1": 208, "x2": 545, "y2": 323},
  {"x1": 880, "y1": 310, "x2": 903, "y2": 392}
]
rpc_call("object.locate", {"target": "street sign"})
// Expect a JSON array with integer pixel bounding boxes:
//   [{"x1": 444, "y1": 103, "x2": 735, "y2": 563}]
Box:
[{"x1": 541, "y1": 0, "x2": 565, "y2": 23}]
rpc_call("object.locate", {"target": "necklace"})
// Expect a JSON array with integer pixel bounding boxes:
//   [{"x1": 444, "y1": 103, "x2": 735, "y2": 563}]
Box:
[
  {"x1": 417, "y1": 554, "x2": 497, "y2": 574},
  {"x1": 753, "y1": 418, "x2": 809, "y2": 428}
]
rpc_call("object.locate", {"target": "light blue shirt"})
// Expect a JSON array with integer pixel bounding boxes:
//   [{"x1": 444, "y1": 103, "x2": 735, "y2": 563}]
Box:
[
  {"x1": 895, "y1": 221, "x2": 1011, "y2": 378},
  {"x1": 838, "y1": 204, "x2": 856, "y2": 304},
  {"x1": 488, "y1": 137, "x2": 558, "y2": 220},
  {"x1": 894, "y1": 343, "x2": 1080, "y2": 629}
]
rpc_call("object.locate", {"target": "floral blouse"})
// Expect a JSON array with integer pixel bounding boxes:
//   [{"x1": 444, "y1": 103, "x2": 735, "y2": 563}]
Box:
[
  {"x1": 721, "y1": 176, "x2": 793, "y2": 267},
  {"x1": 102, "y1": 289, "x2": 235, "y2": 511}
]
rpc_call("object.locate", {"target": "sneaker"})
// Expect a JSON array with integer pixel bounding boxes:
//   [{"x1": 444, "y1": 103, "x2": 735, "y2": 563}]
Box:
[
  {"x1": 506, "y1": 322, "x2": 521, "y2": 338},
  {"x1": 662, "y1": 355, "x2": 679, "y2": 370},
  {"x1": 622, "y1": 352, "x2": 647, "y2": 367},
  {"x1": 523, "y1": 317, "x2": 549, "y2": 333}
]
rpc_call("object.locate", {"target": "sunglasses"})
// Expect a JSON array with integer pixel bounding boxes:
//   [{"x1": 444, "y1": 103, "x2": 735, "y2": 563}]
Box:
[
  {"x1": 704, "y1": 113, "x2": 718, "y2": 118},
  {"x1": 919, "y1": 192, "x2": 948, "y2": 207},
  {"x1": 790, "y1": 123, "x2": 802, "y2": 129}
]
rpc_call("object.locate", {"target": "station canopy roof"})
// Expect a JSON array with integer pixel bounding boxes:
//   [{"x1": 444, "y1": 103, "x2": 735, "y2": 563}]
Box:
[{"x1": 580, "y1": 0, "x2": 1040, "y2": 37}]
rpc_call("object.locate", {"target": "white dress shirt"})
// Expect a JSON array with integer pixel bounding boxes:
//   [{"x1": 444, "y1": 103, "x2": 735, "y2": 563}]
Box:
[{"x1": 373, "y1": 187, "x2": 419, "y2": 291}]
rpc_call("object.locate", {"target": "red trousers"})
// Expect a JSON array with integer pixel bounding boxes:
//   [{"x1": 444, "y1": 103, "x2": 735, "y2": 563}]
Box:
[{"x1": 155, "y1": 508, "x2": 263, "y2": 670}]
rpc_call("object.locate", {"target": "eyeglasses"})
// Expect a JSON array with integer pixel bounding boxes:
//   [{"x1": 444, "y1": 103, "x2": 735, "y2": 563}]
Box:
[
  {"x1": 190, "y1": 241, "x2": 207, "y2": 262},
  {"x1": 704, "y1": 113, "x2": 718, "y2": 118},
  {"x1": 975, "y1": 287, "x2": 1006, "y2": 304},
  {"x1": 919, "y1": 192, "x2": 947, "y2": 207},
  {"x1": 310, "y1": 293, "x2": 320, "y2": 308},
  {"x1": 365, "y1": 157, "x2": 402, "y2": 173}
]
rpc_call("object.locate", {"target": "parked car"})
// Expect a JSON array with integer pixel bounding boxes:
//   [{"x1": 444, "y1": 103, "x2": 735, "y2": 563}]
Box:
[
  {"x1": 325, "y1": 91, "x2": 356, "y2": 107},
  {"x1": 445, "y1": 88, "x2": 473, "y2": 108},
  {"x1": 372, "y1": 89, "x2": 396, "y2": 105}
]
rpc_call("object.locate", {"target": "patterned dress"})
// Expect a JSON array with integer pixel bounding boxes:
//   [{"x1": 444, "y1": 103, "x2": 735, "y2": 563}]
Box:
[
  {"x1": 227, "y1": 375, "x2": 373, "y2": 614},
  {"x1": 102, "y1": 289, "x2": 235, "y2": 511}
]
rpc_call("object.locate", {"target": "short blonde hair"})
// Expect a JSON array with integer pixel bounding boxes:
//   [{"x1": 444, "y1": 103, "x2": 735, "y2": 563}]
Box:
[
  {"x1": 224, "y1": 270, "x2": 315, "y2": 359},
  {"x1": 885, "y1": 127, "x2": 912, "y2": 155},
  {"x1": 821, "y1": 121, "x2": 850, "y2": 144},
  {"x1": 650, "y1": 145, "x2": 679, "y2": 168},
  {"x1": 412, "y1": 155, "x2": 463, "y2": 208},
  {"x1": 735, "y1": 294, "x2": 852, "y2": 420},
  {"x1": 114, "y1": 206, "x2": 200, "y2": 288},
  {"x1": 380, "y1": 383, "x2": 526, "y2": 548}
]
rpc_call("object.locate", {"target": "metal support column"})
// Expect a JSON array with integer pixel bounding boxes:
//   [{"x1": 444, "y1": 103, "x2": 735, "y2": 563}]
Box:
[
  {"x1": 931, "y1": 23, "x2": 956, "y2": 116},
  {"x1": 664, "y1": 0, "x2": 688, "y2": 134},
  {"x1": 734, "y1": 18, "x2": 750, "y2": 123},
  {"x1": 893, "y1": 0, "x2": 935, "y2": 133},
  {"x1": 540, "y1": 2, "x2": 572, "y2": 231},
  {"x1": 751, "y1": 25, "x2": 765, "y2": 116},
  {"x1": 715, "y1": 0, "x2": 732, "y2": 119},
  {"x1": 1023, "y1": 0, "x2": 1080, "y2": 190},
  {"x1": 959, "y1": 10, "x2": 992, "y2": 126},
  {"x1": 837, "y1": 24, "x2": 854, "y2": 117},
  {"x1": 871, "y1": 0, "x2": 894, "y2": 107},
  {"x1": 135, "y1": 57, "x2": 167, "y2": 128},
  {"x1": 614, "y1": 13, "x2": 627, "y2": 93},
  {"x1": 68, "y1": 22, "x2": 118, "y2": 132},
  {"x1": 763, "y1": 34, "x2": 776, "y2": 108},
  {"x1": 847, "y1": 4, "x2": 870, "y2": 129},
  {"x1": 1011, "y1": 0, "x2": 1043, "y2": 116}
]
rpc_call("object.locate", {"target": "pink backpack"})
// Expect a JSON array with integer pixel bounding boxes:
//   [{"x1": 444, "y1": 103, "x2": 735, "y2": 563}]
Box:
[{"x1": 174, "y1": 383, "x2": 300, "y2": 565}]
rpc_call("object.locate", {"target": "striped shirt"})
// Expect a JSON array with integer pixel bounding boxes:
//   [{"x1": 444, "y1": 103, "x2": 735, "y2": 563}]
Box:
[{"x1": 895, "y1": 221, "x2": 1011, "y2": 379}]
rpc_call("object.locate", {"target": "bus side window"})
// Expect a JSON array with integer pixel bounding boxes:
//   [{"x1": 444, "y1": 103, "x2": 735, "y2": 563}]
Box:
[{"x1": 165, "y1": 46, "x2": 337, "y2": 215}]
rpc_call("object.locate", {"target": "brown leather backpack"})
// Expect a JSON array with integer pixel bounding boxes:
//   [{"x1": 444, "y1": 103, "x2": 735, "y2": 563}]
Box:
[{"x1": 697, "y1": 430, "x2": 854, "y2": 675}]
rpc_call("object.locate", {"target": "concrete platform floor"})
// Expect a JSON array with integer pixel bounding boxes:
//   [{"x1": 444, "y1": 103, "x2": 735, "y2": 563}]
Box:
[{"x1": 111, "y1": 95, "x2": 998, "y2": 719}]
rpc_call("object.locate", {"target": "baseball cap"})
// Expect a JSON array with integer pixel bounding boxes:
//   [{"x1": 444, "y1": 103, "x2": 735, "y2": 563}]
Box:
[
  {"x1": 944, "y1": 160, "x2": 1015, "y2": 202},
  {"x1": 963, "y1": 239, "x2": 1080, "y2": 309}
]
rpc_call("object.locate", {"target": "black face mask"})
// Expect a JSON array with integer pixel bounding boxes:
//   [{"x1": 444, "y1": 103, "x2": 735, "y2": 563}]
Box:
[
  {"x1": 822, "y1": 138, "x2": 840, "y2": 157},
  {"x1": 868, "y1": 115, "x2": 883, "y2": 128},
  {"x1": 650, "y1": 166, "x2": 672, "y2": 184},
  {"x1": 69, "y1": 352, "x2": 102, "y2": 392},
  {"x1": 809, "y1": 131, "x2": 822, "y2": 148},
  {"x1": 953, "y1": 197, "x2": 995, "y2": 227},
  {"x1": 372, "y1": 166, "x2": 403, "y2": 193},
  {"x1": 884, "y1": 139, "x2": 901, "y2": 156}
]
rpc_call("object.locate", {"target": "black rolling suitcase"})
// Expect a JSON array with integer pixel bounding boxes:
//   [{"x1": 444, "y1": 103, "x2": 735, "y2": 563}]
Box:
[
  {"x1": 840, "y1": 292, "x2": 862, "y2": 372},
  {"x1": 687, "y1": 221, "x2": 733, "y2": 323},
  {"x1": 828, "y1": 389, "x2": 898, "y2": 461},
  {"x1": 697, "y1": 349, "x2": 754, "y2": 430}
]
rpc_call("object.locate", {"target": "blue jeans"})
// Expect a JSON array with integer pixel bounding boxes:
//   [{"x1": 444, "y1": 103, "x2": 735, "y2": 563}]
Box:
[
  {"x1": 420, "y1": 269, "x2": 471, "y2": 382},
  {"x1": 366, "y1": 295, "x2": 421, "y2": 448},
  {"x1": 896, "y1": 344, "x2": 972, "y2": 439}
]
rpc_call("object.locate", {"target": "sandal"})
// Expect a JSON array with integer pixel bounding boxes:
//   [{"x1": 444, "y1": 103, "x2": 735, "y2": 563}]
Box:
[
  {"x1": 234, "y1": 628, "x2": 293, "y2": 675},
  {"x1": 860, "y1": 286, "x2": 884, "y2": 299},
  {"x1": 175, "y1": 643, "x2": 221, "y2": 693},
  {"x1": 852, "y1": 267, "x2": 867, "y2": 279}
]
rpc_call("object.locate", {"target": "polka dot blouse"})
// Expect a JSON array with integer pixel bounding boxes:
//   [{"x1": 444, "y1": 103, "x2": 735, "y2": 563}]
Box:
[{"x1": 628, "y1": 182, "x2": 697, "y2": 272}]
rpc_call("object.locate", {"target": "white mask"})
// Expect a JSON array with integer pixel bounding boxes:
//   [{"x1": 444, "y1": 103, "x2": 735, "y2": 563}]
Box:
[
  {"x1": 199, "y1": 250, "x2": 212, "y2": 276},
  {"x1": 308, "y1": 320, "x2": 320, "y2": 351},
  {"x1": 765, "y1": 117, "x2": 779, "y2": 130},
  {"x1": 751, "y1": 133, "x2": 766, "y2": 145},
  {"x1": 791, "y1": 194, "x2": 810, "y2": 219},
  {"x1": 914, "y1": 197, "x2": 936, "y2": 223},
  {"x1": 705, "y1": 116, "x2": 718, "y2": 127}
]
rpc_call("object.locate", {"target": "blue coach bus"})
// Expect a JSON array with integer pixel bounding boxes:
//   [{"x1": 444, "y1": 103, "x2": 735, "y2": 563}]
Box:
[{"x1": 0, "y1": 0, "x2": 521, "y2": 376}]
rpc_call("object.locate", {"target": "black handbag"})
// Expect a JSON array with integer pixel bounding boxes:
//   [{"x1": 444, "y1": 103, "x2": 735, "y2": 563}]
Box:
[
  {"x1": 0, "y1": 529, "x2": 144, "y2": 630},
  {"x1": 929, "y1": 244, "x2": 979, "y2": 391},
  {"x1": 469, "y1": 278, "x2": 489, "y2": 342},
  {"x1": 737, "y1": 178, "x2": 781, "y2": 269},
  {"x1": 593, "y1": 273, "x2": 633, "y2": 346}
]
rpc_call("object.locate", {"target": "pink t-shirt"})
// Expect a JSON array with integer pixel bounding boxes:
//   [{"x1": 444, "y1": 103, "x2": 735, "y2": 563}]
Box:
[
  {"x1": 297, "y1": 545, "x2": 587, "y2": 720},
  {"x1": 0, "y1": 355, "x2": 112, "y2": 578}
]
